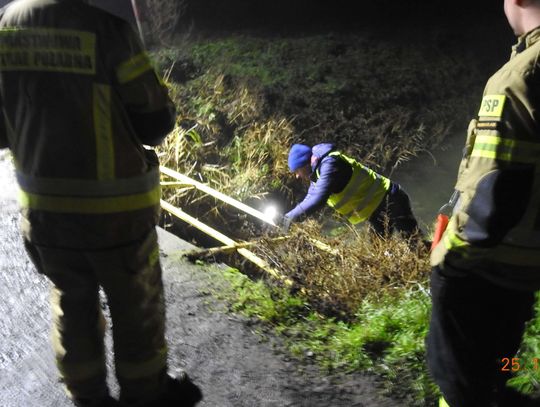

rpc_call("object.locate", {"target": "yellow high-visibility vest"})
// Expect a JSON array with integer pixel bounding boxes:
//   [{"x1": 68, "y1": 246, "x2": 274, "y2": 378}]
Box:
[{"x1": 319, "y1": 152, "x2": 390, "y2": 224}]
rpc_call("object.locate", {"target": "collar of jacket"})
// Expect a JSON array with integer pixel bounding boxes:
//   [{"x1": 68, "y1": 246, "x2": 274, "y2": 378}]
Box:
[
  {"x1": 311, "y1": 149, "x2": 336, "y2": 177},
  {"x1": 512, "y1": 26, "x2": 540, "y2": 56}
]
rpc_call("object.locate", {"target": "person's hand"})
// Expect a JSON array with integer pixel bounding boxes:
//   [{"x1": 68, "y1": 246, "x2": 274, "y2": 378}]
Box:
[{"x1": 279, "y1": 215, "x2": 293, "y2": 234}]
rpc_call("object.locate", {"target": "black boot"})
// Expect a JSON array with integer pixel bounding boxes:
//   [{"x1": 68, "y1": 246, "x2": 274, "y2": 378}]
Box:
[
  {"x1": 159, "y1": 372, "x2": 203, "y2": 407},
  {"x1": 124, "y1": 372, "x2": 202, "y2": 407}
]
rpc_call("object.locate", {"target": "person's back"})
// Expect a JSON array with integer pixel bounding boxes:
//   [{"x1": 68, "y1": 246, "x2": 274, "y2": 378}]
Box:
[
  {"x1": 0, "y1": 1, "x2": 202, "y2": 406},
  {"x1": 427, "y1": 1, "x2": 540, "y2": 405},
  {"x1": 0, "y1": 0, "x2": 173, "y2": 249}
]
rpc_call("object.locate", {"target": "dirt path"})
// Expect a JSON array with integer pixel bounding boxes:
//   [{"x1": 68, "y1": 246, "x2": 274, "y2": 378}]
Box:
[{"x1": 0, "y1": 150, "x2": 401, "y2": 407}]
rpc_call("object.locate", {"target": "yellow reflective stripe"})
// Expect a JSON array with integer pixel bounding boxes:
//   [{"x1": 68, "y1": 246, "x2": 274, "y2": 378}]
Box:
[
  {"x1": 116, "y1": 52, "x2": 153, "y2": 84},
  {"x1": 471, "y1": 135, "x2": 540, "y2": 163},
  {"x1": 439, "y1": 397, "x2": 450, "y2": 407},
  {"x1": 18, "y1": 185, "x2": 161, "y2": 213},
  {"x1": 443, "y1": 230, "x2": 469, "y2": 251},
  {"x1": 116, "y1": 346, "x2": 167, "y2": 380},
  {"x1": 444, "y1": 229, "x2": 489, "y2": 260},
  {"x1": 0, "y1": 28, "x2": 96, "y2": 75},
  {"x1": 93, "y1": 84, "x2": 114, "y2": 180},
  {"x1": 149, "y1": 245, "x2": 160, "y2": 267},
  {"x1": 16, "y1": 168, "x2": 160, "y2": 197},
  {"x1": 57, "y1": 358, "x2": 106, "y2": 382},
  {"x1": 475, "y1": 134, "x2": 514, "y2": 146}
]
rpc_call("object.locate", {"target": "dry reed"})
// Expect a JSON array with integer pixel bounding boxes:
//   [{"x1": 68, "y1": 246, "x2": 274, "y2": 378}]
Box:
[{"x1": 255, "y1": 220, "x2": 431, "y2": 317}]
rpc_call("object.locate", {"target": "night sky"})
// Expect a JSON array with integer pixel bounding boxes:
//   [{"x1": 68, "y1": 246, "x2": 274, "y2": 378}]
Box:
[{"x1": 180, "y1": 0, "x2": 507, "y2": 32}]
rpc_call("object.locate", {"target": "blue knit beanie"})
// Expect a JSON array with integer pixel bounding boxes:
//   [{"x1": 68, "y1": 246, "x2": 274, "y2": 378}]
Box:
[{"x1": 288, "y1": 144, "x2": 312, "y2": 171}]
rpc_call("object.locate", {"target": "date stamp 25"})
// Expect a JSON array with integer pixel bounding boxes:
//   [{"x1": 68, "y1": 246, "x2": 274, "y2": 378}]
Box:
[{"x1": 500, "y1": 357, "x2": 538, "y2": 372}]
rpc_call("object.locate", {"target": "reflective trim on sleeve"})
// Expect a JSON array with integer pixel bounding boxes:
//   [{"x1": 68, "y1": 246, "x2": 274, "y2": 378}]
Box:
[
  {"x1": 115, "y1": 346, "x2": 167, "y2": 380},
  {"x1": 16, "y1": 168, "x2": 160, "y2": 197},
  {"x1": 443, "y1": 230, "x2": 471, "y2": 253},
  {"x1": 444, "y1": 226, "x2": 540, "y2": 266},
  {"x1": 18, "y1": 185, "x2": 161, "y2": 213},
  {"x1": 93, "y1": 84, "x2": 114, "y2": 180},
  {"x1": 443, "y1": 229, "x2": 496, "y2": 260},
  {"x1": 471, "y1": 135, "x2": 540, "y2": 163},
  {"x1": 116, "y1": 52, "x2": 153, "y2": 84}
]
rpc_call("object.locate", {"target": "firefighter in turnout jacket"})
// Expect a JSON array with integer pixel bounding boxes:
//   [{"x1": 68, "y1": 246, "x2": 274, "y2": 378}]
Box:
[
  {"x1": 428, "y1": 0, "x2": 540, "y2": 405},
  {"x1": 0, "y1": 0, "x2": 201, "y2": 406}
]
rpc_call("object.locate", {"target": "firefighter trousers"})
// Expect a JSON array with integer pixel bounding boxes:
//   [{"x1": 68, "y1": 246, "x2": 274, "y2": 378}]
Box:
[
  {"x1": 24, "y1": 228, "x2": 169, "y2": 404},
  {"x1": 427, "y1": 265, "x2": 538, "y2": 407}
]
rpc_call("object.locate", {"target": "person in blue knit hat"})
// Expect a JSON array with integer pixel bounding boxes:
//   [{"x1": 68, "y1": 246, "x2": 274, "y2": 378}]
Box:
[{"x1": 283, "y1": 142, "x2": 421, "y2": 239}]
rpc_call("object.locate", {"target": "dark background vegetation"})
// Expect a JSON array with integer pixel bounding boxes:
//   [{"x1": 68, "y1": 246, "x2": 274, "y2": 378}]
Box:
[
  {"x1": 153, "y1": 0, "x2": 518, "y2": 247},
  {"x1": 176, "y1": 0, "x2": 514, "y2": 92},
  {"x1": 181, "y1": 0, "x2": 504, "y2": 31}
]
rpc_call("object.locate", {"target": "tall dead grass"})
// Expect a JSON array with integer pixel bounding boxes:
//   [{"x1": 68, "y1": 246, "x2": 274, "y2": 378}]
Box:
[
  {"x1": 256, "y1": 221, "x2": 430, "y2": 318},
  {"x1": 158, "y1": 78, "x2": 294, "y2": 228}
]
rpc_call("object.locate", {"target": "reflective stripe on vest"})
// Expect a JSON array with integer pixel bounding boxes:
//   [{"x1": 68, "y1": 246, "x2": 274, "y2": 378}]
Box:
[
  {"x1": 116, "y1": 52, "x2": 154, "y2": 84},
  {"x1": 439, "y1": 397, "x2": 450, "y2": 407},
  {"x1": 16, "y1": 168, "x2": 161, "y2": 213},
  {"x1": 321, "y1": 152, "x2": 390, "y2": 224},
  {"x1": 444, "y1": 133, "x2": 540, "y2": 262},
  {"x1": 471, "y1": 134, "x2": 540, "y2": 163},
  {"x1": 18, "y1": 185, "x2": 160, "y2": 213},
  {"x1": 444, "y1": 227, "x2": 540, "y2": 267},
  {"x1": 443, "y1": 229, "x2": 483, "y2": 259},
  {"x1": 16, "y1": 167, "x2": 160, "y2": 196}
]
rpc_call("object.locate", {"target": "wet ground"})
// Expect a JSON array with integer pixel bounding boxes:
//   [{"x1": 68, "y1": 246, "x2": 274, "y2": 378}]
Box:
[{"x1": 0, "y1": 150, "x2": 401, "y2": 406}]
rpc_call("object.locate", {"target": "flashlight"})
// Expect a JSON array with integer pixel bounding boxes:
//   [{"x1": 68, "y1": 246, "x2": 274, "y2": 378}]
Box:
[{"x1": 262, "y1": 204, "x2": 278, "y2": 225}]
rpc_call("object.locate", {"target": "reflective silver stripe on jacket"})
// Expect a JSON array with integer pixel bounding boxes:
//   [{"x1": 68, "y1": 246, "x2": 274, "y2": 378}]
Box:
[{"x1": 16, "y1": 167, "x2": 159, "y2": 197}]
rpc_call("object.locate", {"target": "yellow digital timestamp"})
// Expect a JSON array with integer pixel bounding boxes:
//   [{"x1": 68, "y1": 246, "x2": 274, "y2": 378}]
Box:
[{"x1": 500, "y1": 357, "x2": 539, "y2": 371}]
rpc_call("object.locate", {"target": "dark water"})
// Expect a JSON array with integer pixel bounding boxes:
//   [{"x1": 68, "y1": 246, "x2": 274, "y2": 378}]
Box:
[{"x1": 391, "y1": 133, "x2": 464, "y2": 231}]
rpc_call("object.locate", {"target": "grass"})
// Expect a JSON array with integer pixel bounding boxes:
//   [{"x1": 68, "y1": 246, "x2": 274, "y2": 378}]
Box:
[
  {"x1": 150, "y1": 32, "x2": 471, "y2": 406},
  {"x1": 209, "y1": 251, "x2": 438, "y2": 406},
  {"x1": 509, "y1": 294, "x2": 540, "y2": 396},
  {"x1": 204, "y1": 240, "x2": 540, "y2": 406}
]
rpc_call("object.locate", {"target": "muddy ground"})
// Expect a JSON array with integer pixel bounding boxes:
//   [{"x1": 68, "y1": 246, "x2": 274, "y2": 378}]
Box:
[{"x1": 0, "y1": 150, "x2": 403, "y2": 406}]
